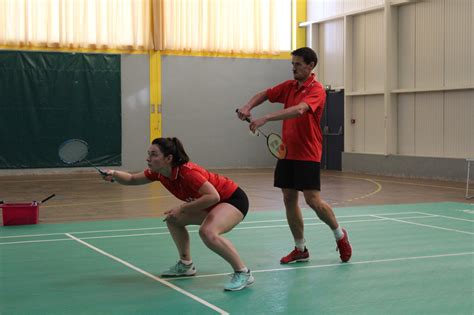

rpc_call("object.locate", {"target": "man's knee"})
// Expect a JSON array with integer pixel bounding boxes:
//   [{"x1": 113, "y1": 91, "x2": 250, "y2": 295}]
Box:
[
  {"x1": 282, "y1": 190, "x2": 298, "y2": 206},
  {"x1": 304, "y1": 194, "x2": 324, "y2": 212}
]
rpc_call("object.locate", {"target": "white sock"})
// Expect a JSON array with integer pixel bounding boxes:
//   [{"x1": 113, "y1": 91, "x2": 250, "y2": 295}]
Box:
[
  {"x1": 295, "y1": 238, "x2": 306, "y2": 251},
  {"x1": 333, "y1": 226, "x2": 344, "y2": 240},
  {"x1": 237, "y1": 267, "x2": 249, "y2": 273},
  {"x1": 180, "y1": 259, "x2": 193, "y2": 265}
]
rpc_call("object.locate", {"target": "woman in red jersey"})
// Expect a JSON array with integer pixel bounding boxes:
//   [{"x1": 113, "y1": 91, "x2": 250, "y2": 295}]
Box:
[{"x1": 103, "y1": 137, "x2": 254, "y2": 291}]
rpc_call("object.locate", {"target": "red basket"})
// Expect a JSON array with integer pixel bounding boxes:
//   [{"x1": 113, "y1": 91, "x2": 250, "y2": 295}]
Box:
[{"x1": 1, "y1": 203, "x2": 39, "y2": 226}]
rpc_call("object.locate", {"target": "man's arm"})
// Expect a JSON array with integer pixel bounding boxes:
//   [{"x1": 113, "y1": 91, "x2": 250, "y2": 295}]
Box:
[
  {"x1": 237, "y1": 90, "x2": 268, "y2": 120},
  {"x1": 249, "y1": 102, "x2": 310, "y2": 132}
]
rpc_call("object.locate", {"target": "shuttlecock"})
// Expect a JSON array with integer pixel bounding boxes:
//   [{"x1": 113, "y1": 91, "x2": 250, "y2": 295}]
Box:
[{"x1": 249, "y1": 130, "x2": 260, "y2": 136}]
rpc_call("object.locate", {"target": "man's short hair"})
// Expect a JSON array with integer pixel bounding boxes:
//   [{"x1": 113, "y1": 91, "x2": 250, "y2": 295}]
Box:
[{"x1": 291, "y1": 47, "x2": 318, "y2": 67}]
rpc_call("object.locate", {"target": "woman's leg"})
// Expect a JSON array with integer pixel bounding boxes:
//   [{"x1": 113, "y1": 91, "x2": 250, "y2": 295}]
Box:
[
  {"x1": 198, "y1": 203, "x2": 245, "y2": 271},
  {"x1": 166, "y1": 209, "x2": 208, "y2": 261}
]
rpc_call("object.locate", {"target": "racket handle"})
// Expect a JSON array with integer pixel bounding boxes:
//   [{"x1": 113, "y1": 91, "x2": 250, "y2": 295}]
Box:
[
  {"x1": 235, "y1": 109, "x2": 251, "y2": 122},
  {"x1": 41, "y1": 194, "x2": 56, "y2": 204}
]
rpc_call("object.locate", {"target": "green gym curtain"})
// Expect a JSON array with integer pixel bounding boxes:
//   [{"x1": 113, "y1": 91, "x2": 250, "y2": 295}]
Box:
[{"x1": 0, "y1": 50, "x2": 121, "y2": 169}]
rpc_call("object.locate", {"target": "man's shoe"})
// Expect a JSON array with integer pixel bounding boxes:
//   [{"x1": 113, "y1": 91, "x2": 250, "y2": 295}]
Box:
[
  {"x1": 336, "y1": 229, "x2": 352, "y2": 262},
  {"x1": 280, "y1": 247, "x2": 310, "y2": 264},
  {"x1": 223, "y1": 270, "x2": 255, "y2": 291},
  {"x1": 161, "y1": 261, "x2": 197, "y2": 277}
]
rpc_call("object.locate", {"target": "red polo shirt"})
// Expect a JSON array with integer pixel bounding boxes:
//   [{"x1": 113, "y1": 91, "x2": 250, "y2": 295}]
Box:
[
  {"x1": 266, "y1": 73, "x2": 326, "y2": 162},
  {"x1": 144, "y1": 162, "x2": 238, "y2": 202}
]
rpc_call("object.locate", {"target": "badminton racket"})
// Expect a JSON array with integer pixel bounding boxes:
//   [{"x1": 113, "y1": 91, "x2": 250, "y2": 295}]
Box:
[
  {"x1": 236, "y1": 109, "x2": 287, "y2": 159},
  {"x1": 58, "y1": 139, "x2": 114, "y2": 181}
]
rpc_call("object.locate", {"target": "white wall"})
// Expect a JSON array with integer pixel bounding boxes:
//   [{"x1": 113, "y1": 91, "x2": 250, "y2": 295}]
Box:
[
  {"x1": 161, "y1": 55, "x2": 290, "y2": 168},
  {"x1": 305, "y1": 0, "x2": 474, "y2": 160},
  {"x1": 307, "y1": 0, "x2": 384, "y2": 21}
]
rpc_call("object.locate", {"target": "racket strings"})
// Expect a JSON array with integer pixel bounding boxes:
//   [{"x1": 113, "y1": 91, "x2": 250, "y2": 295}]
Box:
[
  {"x1": 59, "y1": 140, "x2": 89, "y2": 164},
  {"x1": 267, "y1": 134, "x2": 287, "y2": 159}
]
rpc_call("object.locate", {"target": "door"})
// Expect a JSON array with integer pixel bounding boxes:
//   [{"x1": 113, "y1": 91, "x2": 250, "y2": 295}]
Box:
[{"x1": 320, "y1": 89, "x2": 344, "y2": 170}]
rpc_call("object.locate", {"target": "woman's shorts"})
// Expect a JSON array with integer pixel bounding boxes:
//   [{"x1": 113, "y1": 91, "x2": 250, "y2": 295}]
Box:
[{"x1": 222, "y1": 187, "x2": 249, "y2": 218}]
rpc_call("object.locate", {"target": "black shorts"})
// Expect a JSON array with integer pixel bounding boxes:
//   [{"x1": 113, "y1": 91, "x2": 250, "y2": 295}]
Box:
[
  {"x1": 222, "y1": 187, "x2": 249, "y2": 218},
  {"x1": 274, "y1": 159, "x2": 321, "y2": 191}
]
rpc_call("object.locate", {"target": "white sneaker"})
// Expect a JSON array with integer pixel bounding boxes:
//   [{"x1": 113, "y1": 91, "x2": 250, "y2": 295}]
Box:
[
  {"x1": 223, "y1": 270, "x2": 255, "y2": 291},
  {"x1": 161, "y1": 261, "x2": 196, "y2": 277}
]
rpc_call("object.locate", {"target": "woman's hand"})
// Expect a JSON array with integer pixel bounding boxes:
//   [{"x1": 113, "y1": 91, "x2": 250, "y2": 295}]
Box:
[
  {"x1": 164, "y1": 206, "x2": 183, "y2": 223},
  {"x1": 102, "y1": 170, "x2": 115, "y2": 182}
]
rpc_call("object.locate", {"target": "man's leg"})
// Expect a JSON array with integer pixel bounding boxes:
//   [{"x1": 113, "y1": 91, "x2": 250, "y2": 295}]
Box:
[
  {"x1": 282, "y1": 188, "x2": 304, "y2": 240},
  {"x1": 302, "y1": 190, "x2": 338, "y2": 229},
  {"x1": 303, "y1": 190, "x2": 352, "y2": 262},
  {"x1": 280, "y1": 188, "x2": 310, "y2": 264}
]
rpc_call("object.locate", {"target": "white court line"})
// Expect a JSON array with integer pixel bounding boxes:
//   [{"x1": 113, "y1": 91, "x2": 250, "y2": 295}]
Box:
[
  {"x1": 0, "y1": 215, "x2": 434, "y2": 245},
  {"x1": 0, "y1": 227, "x2": 169, "y2": 239},
  {"x1": 167, "y1": 252, "x2": 474, "y2": 280},
  {"x1": 371, "y1": 215, "x2": 474, "y2": 235},
  {"x1": 65, "y1": 233, "x2": 228, "y2": 315},
  {"x1": 415, "y1": 212, "x2": 474, "y2": 223},
  {"x1": 0, "y1": 211, "x2": 424, "y2": 239}
]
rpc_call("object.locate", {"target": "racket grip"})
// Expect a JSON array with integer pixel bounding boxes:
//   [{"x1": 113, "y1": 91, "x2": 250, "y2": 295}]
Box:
[
  {"x1": 235, "y1": 109, "x2": 251, "y2": 122},
  {"x1": 41, "y1": 194, "x2": 56, "y2": 204},
  {"x1": 99, "y1": 169, "x2": 115, "y2": 183}
]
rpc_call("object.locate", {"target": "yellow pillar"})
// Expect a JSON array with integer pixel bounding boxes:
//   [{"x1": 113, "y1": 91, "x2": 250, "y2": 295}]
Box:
[
  {"x1": 292, "y1": 0, "x2": 307, "y2": 50},
  {"x1": 149, "y1": 50, "x2": 162, "y2": 141}
]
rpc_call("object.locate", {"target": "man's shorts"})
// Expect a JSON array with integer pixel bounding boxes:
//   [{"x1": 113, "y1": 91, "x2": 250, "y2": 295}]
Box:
[{"x1": 274, "y1": 159, "x2": 321, "y2": 191}]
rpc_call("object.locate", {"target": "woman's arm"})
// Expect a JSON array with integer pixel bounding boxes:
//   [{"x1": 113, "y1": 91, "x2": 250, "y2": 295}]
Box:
[
  {"x1": 180, "y1": 181, "x2": 220, "y2": 212},
  {"x1": 104, "y1": 170, "x2": 152, "y2": 185},
  {"x1": 164, "y1": 181, "x2": 220, "y2": 221}
]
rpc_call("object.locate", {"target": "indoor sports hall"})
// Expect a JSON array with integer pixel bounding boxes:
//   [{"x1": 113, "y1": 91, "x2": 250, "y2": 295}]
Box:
[{"x1": 1, "y1": 1, "x2": 473, "y2": 314}]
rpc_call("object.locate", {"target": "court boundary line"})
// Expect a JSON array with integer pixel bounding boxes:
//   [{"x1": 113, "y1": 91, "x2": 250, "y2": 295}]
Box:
[
  {"x1": 371, "y1": 215, "x2": 474, "y2": 235},
  {"x1": 0, "y1": 214, "x2": 438, "y2": 245},
  {"x1": 331, "y1": 178, "x2": 382, "y2": 205},
  {"x1": 415, "y1": 212, "x2": 474, "y2": 223},
  {"x1": 0, "y1": 211, "x2": 428, "y2": 239},
  {"x1": 166, "y1": 251, "x2": 474, "y2": 280},
  {"x1": 65, "y1": 233, "x2": 229, "y2": 315}
]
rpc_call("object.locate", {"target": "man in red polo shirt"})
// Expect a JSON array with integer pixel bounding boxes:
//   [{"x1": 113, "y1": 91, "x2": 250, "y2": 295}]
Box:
[{"x1": 237, "y1": 47, "x2": 352, "y2": 264}]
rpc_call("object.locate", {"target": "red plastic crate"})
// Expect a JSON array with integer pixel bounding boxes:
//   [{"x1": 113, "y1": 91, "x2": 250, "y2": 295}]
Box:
[{"x1": 1, "y1": 203, "x2": 39, "y2": 226}]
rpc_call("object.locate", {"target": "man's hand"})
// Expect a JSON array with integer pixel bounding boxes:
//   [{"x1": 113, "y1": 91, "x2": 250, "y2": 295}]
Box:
[
  {"x1": 236, "y1": 107, "x2": 251, "y2": 121},
  {"x1": 249, "y1": 117, "x2": 267, "y2": 133}
]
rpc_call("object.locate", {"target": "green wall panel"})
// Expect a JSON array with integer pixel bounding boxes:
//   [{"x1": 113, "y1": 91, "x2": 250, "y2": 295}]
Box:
[{"x1": 0, "y1": 51, "x2": 121, "y2": 169}]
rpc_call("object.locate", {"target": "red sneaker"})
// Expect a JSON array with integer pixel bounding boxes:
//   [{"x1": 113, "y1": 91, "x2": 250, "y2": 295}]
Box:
[
  {"x1": 280, "y1": 247, "x2": 310, "y2": 264},
  {"x1": 336, "y1": 229, "x2": 352, "y2": 262}
]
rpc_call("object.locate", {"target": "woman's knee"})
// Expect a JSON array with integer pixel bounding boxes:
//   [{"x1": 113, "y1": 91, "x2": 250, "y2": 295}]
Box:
[
  {"x1": 199, "y1": 226, "x2": 218, "y2": 244},
  {"x1": 166, "y1": 216, "x2": 187, "y2": 228}
]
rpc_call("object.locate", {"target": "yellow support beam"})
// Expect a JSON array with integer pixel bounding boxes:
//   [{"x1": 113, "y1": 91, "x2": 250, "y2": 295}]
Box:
[
  {"x1": 149, "y1": 50, "x2": 162, "y2": 141},
  {"x1": 292, "y1": 0, "x2": 307, "y2": 50}
]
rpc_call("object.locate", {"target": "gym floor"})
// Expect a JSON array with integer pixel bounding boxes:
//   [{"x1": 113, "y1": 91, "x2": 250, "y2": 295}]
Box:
[{"x1": 1, "y1": 169, "x2": 473, "y2": 314}]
